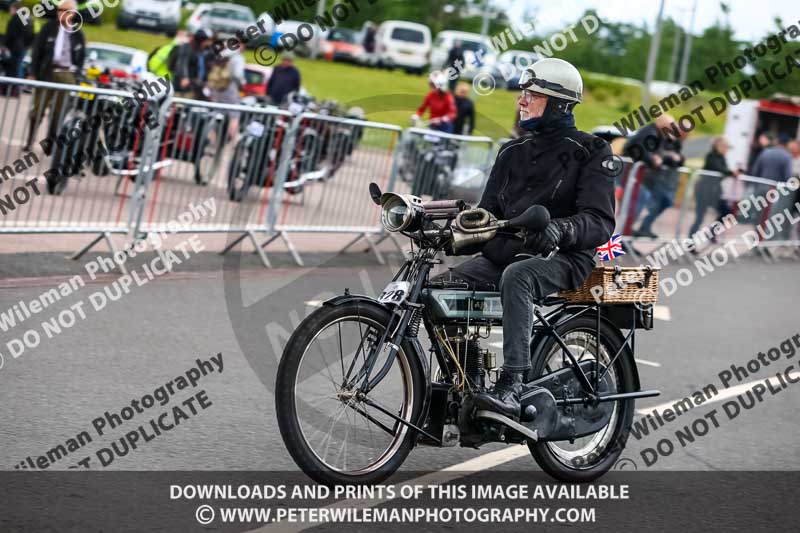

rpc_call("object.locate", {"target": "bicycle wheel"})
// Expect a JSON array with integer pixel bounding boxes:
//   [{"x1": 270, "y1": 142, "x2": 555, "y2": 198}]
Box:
[
  {"x1": 527, "y1": 315, "x2": 636, "y2": 482},
  {"x1": 276, "y1": 302, "x2": 426, "y2": 485}
]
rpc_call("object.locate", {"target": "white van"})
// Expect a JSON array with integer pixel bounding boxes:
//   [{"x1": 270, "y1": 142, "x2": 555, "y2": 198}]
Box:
[
  {"x1": 375, "y1": 21, "x2": 431, "y2": 74},
  {"x1": 430, "y1": 30, "x2": 495, "y2": 80},
  {"x1": 117, "y1": 0, "x2": 182, "y2": 37}
]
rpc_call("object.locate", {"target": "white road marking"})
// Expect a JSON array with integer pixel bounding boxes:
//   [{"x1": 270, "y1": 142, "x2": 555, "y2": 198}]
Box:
[
  {"x1": 247, "y1": 446, "x2": 530, "y2": 533},
  {"x1": 635, "y1": 358, "x2": 662, "y2": 368},
  {"x1": 304, "y1": 300, "x2": 324, "y2": 308},
  {"x1": 636, "y1": 371, "x2": 800, "y2": 415},
  {"x1": 489, "y1": 341, "x2": 503, "y2": 349},
  {"x1": 653, "y1": 305, "x2": 671, "y2": 321}
]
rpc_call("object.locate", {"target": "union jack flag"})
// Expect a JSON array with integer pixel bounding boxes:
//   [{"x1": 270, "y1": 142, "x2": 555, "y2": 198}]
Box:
[{"x1": 597, "y1": 235, "x2": 626, "y2": 262}]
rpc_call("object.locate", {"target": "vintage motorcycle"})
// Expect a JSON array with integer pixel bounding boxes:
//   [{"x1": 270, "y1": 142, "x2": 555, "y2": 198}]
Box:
[{"x1": 276, "y1": 185, "x2": 660, "y2": 485}]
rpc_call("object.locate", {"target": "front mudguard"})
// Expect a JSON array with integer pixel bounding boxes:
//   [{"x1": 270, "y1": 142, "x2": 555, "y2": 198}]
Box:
[
  {"x1": 528, "y1": 307, "x2": 642, "y2": 392},
  {"x1": 323, "y1": 294, "x2": 433, "y2": 438}
]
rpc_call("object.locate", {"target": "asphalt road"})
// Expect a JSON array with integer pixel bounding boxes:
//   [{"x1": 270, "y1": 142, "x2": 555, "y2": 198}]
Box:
[{"x1": 0, "y1": 249, "x2": 798, "y2": 475}]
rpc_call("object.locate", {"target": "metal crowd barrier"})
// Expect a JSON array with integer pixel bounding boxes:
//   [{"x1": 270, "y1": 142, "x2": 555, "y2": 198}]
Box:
[
  {"x1": 266, "y1": 111, "x2": 402, "y2": 266},
  {"x1": 393, "y1": 127, "x2": 495, "y2": 205},
  {"x1": 672, "y1": 169, "x2": 800, "y2": 262},
  {"x1": 137, "y1": 97, "x2": 294, "y2": 267},
  {"x1": 0, "y1": 76, "x2": 165, "y2": 265},
  {"x1": 614, "y1": 157, "x2": 800, "y2": 263},
  {"x1": 4, "y1": 74, "x2": 798, "y2": 268}
]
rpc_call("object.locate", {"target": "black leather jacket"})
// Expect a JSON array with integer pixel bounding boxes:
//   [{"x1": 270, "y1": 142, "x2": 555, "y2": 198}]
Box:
[
  {"x1": 476, "y1": 123, "x2": 617, "y2": 289},
  {"x1": 30, "y1": 18, "x2": 85, "y2": 81}
]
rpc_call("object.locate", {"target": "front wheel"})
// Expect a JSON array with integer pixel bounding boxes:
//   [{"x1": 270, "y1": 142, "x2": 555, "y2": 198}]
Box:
[
  {"x1": 276, "y1": 302, "x2": 426, "y2": 485},
  {"x1": 227, "y1": 139, "x2": 252, "y2": 202},
  {"x1": 527, "y1": 316, "x2": 636, "y2": 482}
]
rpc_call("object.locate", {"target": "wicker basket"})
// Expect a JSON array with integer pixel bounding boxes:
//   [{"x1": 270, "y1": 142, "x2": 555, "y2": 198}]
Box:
[{"x1": 559, "y1": 265, "x2": 660, "y2": 304}]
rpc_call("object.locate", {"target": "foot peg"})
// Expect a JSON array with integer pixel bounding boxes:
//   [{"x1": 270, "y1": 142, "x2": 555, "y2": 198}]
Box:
[{"x1": 475, "y1": 410, "x2": 538, "y2": 441}]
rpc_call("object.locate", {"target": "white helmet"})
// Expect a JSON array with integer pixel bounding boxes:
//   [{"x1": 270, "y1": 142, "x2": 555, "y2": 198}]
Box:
[
  {"x1": 519, "y1": 58, "x2": 583, "y2": 103},
  {"x1": 428, "y1": 71, "x2": 447, "y2": 91}
]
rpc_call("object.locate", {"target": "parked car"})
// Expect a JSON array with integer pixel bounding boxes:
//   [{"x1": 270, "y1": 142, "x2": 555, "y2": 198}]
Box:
[
  {"x1": 84, "y1": 42, "x2": 149, "y2": 79},
  {"x1": 274, "y1": 19, "x2": 327, "y2": 56},
  {"x1": 186, "y1": 2, "x2": 256, "y2": 41},
  {"x1": 375, "y1": 20, "x2": 431, "y2": 74},
  {"x1": 241, "y1": 64, "x2": 272, "y2": 100},
  {"x1": 430, "y1": 30, "x2": 495, "y2": 80},
  {"x1": 480, "y1": 49, "x2": 538, "y2": 90},
  {"x1": 320, "y1": 28, "x2": 365, "y2": 64},
  {"x1": 117, "y1": 0, "x2": 181, "y2": 37}
]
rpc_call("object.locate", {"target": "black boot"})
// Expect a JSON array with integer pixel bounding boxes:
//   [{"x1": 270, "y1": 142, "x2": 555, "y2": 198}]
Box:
[{"x1": 474, "y1": 370, "x2": 524, "y2": 420}]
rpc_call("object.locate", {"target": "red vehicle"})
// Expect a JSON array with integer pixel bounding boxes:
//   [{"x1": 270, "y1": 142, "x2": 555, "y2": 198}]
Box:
[
  {"x1": 241, "y1": 65, "x2": 272, "y2": 99},
  {"x1": 320, "y1": 28, "x2": 365, "y2": 64}
]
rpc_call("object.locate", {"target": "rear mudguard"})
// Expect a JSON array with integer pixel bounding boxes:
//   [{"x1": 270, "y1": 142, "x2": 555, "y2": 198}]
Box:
[
  {"x1": 529, "y1": 307, "x2": 642, "y2": 392},
  {"x1": 323, "y1": 294, "x2": 432, "y2": 436}
]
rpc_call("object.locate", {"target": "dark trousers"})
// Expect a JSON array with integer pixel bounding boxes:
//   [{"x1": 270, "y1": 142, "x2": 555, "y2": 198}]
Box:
[
  {"x1": 689, "y1": 200, "x2": 732, "y2": 239},
  {"x1": 638, "y1": 182, "x2": 675, "y2": 233},
  {"x1": 0, "y1": 53, "x2": 24, "y2": 96},
  {"x1": 432, "y1": 255, "x2": 574, "y2": 372},
  {"x1": 430, "y1": 122, "x2": 454, "y2": 134}
]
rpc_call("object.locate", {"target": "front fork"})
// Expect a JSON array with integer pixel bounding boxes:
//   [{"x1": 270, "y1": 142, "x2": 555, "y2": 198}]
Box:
[{"x1": 354, "y1": 262, "x2": 432, "y2": 394}]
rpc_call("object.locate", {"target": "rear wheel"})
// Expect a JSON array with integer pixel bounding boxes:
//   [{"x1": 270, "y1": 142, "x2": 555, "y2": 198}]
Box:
[
  {"x1": 527, "y1": 316, "x2": 636, "y2": 482},
  {"x1": 276, "y1": 302, "x2": 426, "y2": 485}
]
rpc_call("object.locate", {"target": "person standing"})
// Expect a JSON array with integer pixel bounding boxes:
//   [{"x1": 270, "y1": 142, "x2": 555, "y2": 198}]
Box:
[
  {"x1": 445, "y1": 40, "x2": 464, "y2": 92},
  {"x1": 751, "y1": 134, "x2": 795, "y2": 243},
  {"x1": 751, "y1": 133, "x2": 794, "y2": 183},
  {"x1": 266, "y1": 52, "x2": 301, "y2": 106},
  {"x1": 747, "y1": 132, "x2": 773, "y2": 173},
  {"x1": 452, "y1": 82, "x2": 475, "y2": 135},
  {"x1": 623, "y1": 114, "x2": 687, "y2": 239},
  {"x1": 207, "y1": 49, "x2": 245, "y2": 142},
  {"x1": 26, "y1": 0, "x2": 86, "y2": 150},
  {"x1": 169, "y1": 29, "x2": 213, "y2": 99},
  {"x1": 362, "y1": 22, "x2": 376, "y2": 66},
  {"x1": 688, "y1": 137, "x2": 739, "y2": 242},
  {"x1": 3, "y1": 2, "x2": 34, "y2": 96}
]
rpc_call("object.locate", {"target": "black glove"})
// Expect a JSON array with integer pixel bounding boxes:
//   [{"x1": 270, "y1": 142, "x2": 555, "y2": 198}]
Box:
[{"x1": 523, "y1": 218, "x2": 577, "y2": 255}]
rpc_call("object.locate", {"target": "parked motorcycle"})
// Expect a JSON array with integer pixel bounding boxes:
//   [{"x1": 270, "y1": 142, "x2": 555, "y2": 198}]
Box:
[
  {"x1": 397, "y1": 118, "x2": 459, "y2": 200},
  {"x1": 276, "y1": 184, "x2": 661, "y2": 485},
  {"x1": 47, "y1": 69, "x2": 148, "y2": 195},
  {"x1": 318, "y1": 102, "x2": 365, "y2": 179},
  {"x1": 160, "y1": 103, "x2": 228, "y2": 185},
  {"x1": 226, "y1": 92, "x2": 326, "y2": 202}
]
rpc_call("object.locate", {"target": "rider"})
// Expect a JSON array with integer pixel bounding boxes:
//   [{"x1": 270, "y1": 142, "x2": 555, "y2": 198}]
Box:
[
  {"x1": 441, "y1": 58, "x2": 617, "y2": 420},
  {"x1": 412, "y1": 71, "x2": 457, "y2": 134}
]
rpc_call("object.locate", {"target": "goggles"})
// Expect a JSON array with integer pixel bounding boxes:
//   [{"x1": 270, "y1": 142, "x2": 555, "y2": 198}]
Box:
[{"x1": 518, "y1": 69, "x2": 580, "y2": 101}]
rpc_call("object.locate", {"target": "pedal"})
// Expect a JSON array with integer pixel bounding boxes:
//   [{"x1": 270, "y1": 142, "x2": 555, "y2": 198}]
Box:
[{"x1": 475, "y1": 410, "x2": 538, "y2": 442}]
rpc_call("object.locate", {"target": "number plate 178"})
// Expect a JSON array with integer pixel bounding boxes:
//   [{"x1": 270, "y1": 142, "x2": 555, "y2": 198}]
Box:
[{"x1": 378, "y1": 281, "x2": 411, "y2": 305}]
